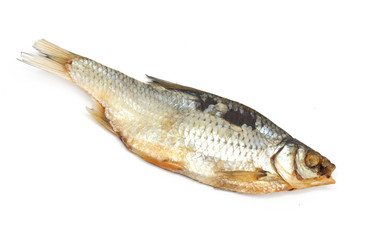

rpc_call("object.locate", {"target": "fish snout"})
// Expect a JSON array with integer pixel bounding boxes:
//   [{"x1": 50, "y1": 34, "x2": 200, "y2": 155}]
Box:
[{"x1": 318, "y1": 157, "x2": 336, "y2": 178}]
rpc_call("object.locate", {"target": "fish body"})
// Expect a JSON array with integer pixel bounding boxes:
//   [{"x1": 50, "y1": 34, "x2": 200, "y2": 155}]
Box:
[{"x1": 20, "y1": 40, "x2": 335, "y2": 193}]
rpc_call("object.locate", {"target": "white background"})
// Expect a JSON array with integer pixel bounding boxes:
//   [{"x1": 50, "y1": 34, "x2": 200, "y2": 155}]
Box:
[{"x1": 1, "y1": 1, "x2": 364, "y2": 239}]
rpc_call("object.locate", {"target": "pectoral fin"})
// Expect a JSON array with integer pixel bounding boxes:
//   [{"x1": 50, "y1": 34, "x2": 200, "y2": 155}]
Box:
[
  {"x1": 214, "y1": 170, "x2": 292, "y2": 193},
  {"x1": 215, "y1": 170, "x2": 267, "y2": 182}
]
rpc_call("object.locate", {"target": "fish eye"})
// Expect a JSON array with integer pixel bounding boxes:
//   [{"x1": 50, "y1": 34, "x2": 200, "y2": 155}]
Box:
[{"x1": 305, "y1": 152, "x2": 321, "y2": 168}]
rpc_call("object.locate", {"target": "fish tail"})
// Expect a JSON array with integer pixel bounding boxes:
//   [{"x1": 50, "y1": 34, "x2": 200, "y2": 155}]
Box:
[{"x1": 19, "y1": 39, "x2": 79, "y2": 81}]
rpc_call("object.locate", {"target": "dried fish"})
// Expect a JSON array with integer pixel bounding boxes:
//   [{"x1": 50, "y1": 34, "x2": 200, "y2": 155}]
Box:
[{"x1": 19, "y1": 40, "x2": 336, "y2": 193}]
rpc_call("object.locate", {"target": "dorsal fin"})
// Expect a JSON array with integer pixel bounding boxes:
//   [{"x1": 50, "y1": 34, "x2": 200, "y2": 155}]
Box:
[{"x1": 145, "y1": 74, "x2": 204, "y2": 96}]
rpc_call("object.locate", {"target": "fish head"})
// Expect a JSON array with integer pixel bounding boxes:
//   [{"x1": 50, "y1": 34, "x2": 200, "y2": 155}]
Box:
[{"x1": 273, "y1": 139, "x2": 336, "y2": 190}]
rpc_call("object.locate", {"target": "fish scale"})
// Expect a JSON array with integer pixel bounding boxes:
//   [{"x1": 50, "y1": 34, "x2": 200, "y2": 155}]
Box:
[{"x1": 20, "y1": 40, "x2": 336, "y2": 193}]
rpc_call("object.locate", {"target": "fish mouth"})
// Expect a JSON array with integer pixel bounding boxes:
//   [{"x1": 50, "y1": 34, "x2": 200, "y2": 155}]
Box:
[
  {"x1": 290, "y1": 175, "x2": 336, "y2": 190},
  {"x1": 317, "y1": 157, "x2": 336, "y2": 178},
  {"x1": 276, "y1": 168, "x2": 336, "y2": 191},
  {"x1": 310, "y1": 158, "x2": 336, "y2": 186},
  {"x1": 293, "y1": 156, "x2": 336, "y2": 189}
]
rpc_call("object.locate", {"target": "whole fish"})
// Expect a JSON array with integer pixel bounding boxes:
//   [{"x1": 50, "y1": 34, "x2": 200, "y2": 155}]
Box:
[{"x1": 20, "y1": 40, "x2": 335, "y2": 194}]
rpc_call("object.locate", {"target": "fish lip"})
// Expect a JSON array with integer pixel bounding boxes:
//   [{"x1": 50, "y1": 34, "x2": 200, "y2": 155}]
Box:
[
  {"x1": 291, "y1": 175, "x2": 336, "y2": 190},
  {"x1": 326, "y1": 176, "x2": 336, "y2": 185}
]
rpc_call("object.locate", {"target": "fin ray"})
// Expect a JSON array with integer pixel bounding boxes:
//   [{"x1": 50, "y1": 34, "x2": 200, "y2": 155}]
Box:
[
  {"x1": 215, "y1": 170, "x2": 292, "y2": 193},
  {"x1": 87, "y1": 98, "x2": 117, "y2": 135},
  {"x1": 19, "y1": 52, "x2": 72, "y2": 80},
  {"x1": 33, "y1": 39, "x2": 78, "y2": 63},
  {"x1": 215, "y1": 170, "x2": 267, "y2": 182},
  {"x1": 19, "y1": 39, "x2": 79, "y2": 81},
  {"x1": 146, "y1": 74, "x2": 204, "y2": 95}
]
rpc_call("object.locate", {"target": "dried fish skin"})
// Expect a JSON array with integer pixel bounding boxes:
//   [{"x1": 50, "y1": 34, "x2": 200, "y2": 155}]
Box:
[{"x1": 19, "y1": 40, "x2": 335, "y2": 194}]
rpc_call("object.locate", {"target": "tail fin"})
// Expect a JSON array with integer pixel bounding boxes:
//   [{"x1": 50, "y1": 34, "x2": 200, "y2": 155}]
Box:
[{"x1": 19, "y1": 39, "x2": 79, "y2": 80}]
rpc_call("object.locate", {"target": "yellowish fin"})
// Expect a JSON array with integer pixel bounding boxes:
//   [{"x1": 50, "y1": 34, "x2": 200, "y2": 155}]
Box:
[
  {"x1": 86, "y1": 98, "x2": 117, "y2": 135},
  {"x1": 216, "y1": 170, "x2": 267, "y2": 182},
  {"x1": 19, "y1": 39, "x2": 78, "y2": 81}
]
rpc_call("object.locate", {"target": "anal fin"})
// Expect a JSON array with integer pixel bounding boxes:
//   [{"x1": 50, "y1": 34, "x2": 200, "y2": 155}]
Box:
[
  {"x1": 130, "y1": 147, "x2": 184, "y2": 172},
  {"x1": 86, "y1": 98, "x2": 117, "y2": 135},
  {"x1": 143, "y1": 156, "x2": 184, "y2": 172}
]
